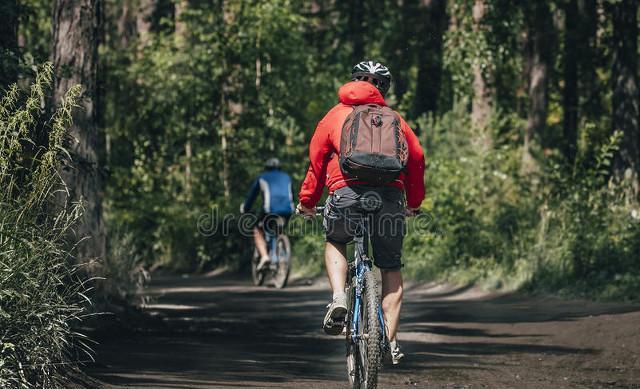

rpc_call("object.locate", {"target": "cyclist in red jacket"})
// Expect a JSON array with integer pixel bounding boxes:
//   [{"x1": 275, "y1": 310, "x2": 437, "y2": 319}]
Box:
[{"x1": 297, "y1": 61, "x2": 425, "y2": 364}]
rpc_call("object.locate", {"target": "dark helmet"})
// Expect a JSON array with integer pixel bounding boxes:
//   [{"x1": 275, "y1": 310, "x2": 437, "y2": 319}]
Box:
[
  {"x1": 351, "y1": 60, "x2": 392, "y2": 96},
  {"x1": 265, "y1": 157, "x2": 281, "y2": 169}
]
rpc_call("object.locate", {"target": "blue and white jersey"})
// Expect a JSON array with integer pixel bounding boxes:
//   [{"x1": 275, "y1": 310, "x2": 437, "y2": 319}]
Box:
[{"x1": 241, "y1": 170, "x2": 295, "y2": 216}]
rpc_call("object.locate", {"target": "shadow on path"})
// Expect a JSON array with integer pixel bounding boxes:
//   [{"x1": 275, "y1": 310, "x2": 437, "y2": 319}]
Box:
[{"x1": 85, "y1": 273, "x2": 640, "y2": 389}]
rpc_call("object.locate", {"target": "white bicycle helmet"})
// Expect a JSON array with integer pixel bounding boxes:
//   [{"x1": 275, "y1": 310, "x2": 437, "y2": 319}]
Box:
[
  {"x1": 351, "y1": 60, "x2": 392, "y2": 96},
  {"x1": 265, "y1": 157, "x2": 281, "y2": 169}
]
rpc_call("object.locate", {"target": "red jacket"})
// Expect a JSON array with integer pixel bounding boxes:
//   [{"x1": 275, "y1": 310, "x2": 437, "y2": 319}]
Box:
[{"x1": 299, "y1": 81, "x2": 425, "y2": 209}]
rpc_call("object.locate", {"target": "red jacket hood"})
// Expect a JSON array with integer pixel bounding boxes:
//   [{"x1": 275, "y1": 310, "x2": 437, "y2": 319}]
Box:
[{"x1": 338, "y1": 81, "x2": 387, "y2": 106}]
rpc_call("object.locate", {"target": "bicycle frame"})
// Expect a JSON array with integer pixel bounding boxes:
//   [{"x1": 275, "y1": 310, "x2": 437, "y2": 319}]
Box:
[
  {"x1": 253, "y1": 215, "x2": 291, "y2": 289},
  {"x1": 306, "y1": 204, "x2": 388, "y2": 346},
  {"x1": 347, "y1": 214, "x2": 387, "y2": 347},
  {"x1": 264, "y1": 229, "x2": 280, "y2": 264},
  {"x1": 261, "y1": 216, "x2": 288, "y2": 265}
]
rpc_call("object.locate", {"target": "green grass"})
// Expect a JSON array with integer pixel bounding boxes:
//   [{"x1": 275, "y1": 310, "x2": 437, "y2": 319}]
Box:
[{"x1": 0, "y1": 63, "x2": 92, "y2": 387}]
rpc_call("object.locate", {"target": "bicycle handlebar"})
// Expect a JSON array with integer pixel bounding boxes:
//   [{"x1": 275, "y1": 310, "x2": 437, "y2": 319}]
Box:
[
  {"x1": 296, "y1": 205, "x2": 419, "y2": 217},
  {"x1": 295, "y1": 206, "x2": 324, "y2": 217}
]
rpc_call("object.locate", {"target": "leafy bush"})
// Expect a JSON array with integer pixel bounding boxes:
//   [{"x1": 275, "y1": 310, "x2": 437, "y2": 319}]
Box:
[
  {"x1": 93, "y1": 232, "x2": 149, "y2": 308},
  {"x1": 528, "y1": 131, "x2": 640, "y2": 299},
  {"x1": 0, "y1": 64, "x2": 90, "y2": 387},
  {"x1": 402, "y1": 102, "x2": 640, "y2": 300},
  {"x1": 289, "y1": 217, "x2": 326, "y2": 277}
]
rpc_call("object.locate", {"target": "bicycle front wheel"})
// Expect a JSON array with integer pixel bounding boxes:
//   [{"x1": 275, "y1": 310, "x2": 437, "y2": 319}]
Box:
[
  {"x1": 356, "y1": 270, "x2": 381, "y2": 389},
  {"x1": 272, "y1": 234, "x2": 291, "y2": 289}
]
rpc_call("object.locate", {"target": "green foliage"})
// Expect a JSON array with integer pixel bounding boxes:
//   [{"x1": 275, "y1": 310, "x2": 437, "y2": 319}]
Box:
[
  {"x1": 91, "y1": 0, "x2": 640, "y2": 301},
  {"x1": 443, "y1": 0, "x2": 524, "y2": 110},
  {"x1": 17, "y1": 0, "x2": 52, "y2": 65},
  {"x1": 289, "y1": 217, "x2": 326, "y2": 277},
  {"x1": 0, "y1": 64, "x2": 90, "y2": 387},
  {"x1": 444, "y1": 1, "x2": 492, "y2": 98},
  {"x1": 3, "y1": 0, "x2": 632, "y2": 303},
  {"x1": 94, "y1": 232, "x2": 149, "y2": 307},
  {"x1": 93, "y1": 0, "x2": 640, "y2": 302},
  {"x1": 405, "y1": 101, "x2": 529, "y2": 284},
  {"x1": 403, "y1": 105, "x2": 640, "y2": 299},
  {"x1": 102, "y1": 0, "x2": 326, "y2": 271},
  {"x1": 529, "y1": 131, "x2": 640, "y2": 299}
]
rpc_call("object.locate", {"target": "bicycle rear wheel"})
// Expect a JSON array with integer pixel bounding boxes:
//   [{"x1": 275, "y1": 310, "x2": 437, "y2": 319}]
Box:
[
  {"x1": 272, "y1": 234, "x2": 291, "y2": 289},
  {"x1": 250, "y1": 248, "x2": 265, "y2": 286},
  {"x1": 354, "y1": 270, "x2": 381, "y2": 389}
]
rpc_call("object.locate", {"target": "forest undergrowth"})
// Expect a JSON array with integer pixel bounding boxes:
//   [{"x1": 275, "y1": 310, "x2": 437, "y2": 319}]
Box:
[
  {"x1": 293, "y1": 102, "x2": 640, "y2": 301},
  {"x1": 0, "y1": 64, "x2": 92, "y2": 387}
]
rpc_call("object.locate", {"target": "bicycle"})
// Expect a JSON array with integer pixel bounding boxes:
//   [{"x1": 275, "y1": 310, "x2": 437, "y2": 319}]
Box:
[
  {"x1": 313, "y1": 204, "x2": 388, "y2": 389},
  {"x1": 250, "y1": 215, "x2": 291, "y2": 289}
]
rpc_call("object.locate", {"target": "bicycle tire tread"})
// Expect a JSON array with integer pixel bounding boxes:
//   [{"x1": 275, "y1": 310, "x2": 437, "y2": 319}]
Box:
[
  {"x1": 251, "y1": 250, "x2": 265, "y2": 286},
  {"x1": 362, "y1": 271, "x2": 381, "y2": 389},
  {"x1": 273, "y1": 235, "x2": 291, "y2": 289}
]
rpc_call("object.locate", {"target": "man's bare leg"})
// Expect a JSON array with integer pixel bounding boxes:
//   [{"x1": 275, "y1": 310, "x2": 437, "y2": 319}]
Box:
[
  {"x1": 325, "y1": 241, "x2": 348, "y2": 293},
  {"x1": 323, "y1": 241, "x2": 349, "y2": 334},
  {"x1": 381, "y1": 269, "x2": 403, "y2": 342},
  {"x1": 253, "y1": 227, "x2": 268, "y2": 258}
]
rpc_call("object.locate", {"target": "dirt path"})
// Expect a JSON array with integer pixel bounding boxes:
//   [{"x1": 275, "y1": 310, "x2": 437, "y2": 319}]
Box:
[{"x1": 86, "y1": 273, "x2": 640, "y2": 388}]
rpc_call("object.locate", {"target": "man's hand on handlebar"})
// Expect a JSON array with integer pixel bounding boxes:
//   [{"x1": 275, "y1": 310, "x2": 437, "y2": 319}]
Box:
[
  {"x1": 297, "y1": 202, "x2": 418, "y2": 217},
  {"x1": 296, "y1": 203, "x2": 316, "y2": 217},
  {"x1": 406, "y1": 207, "x2": 421, "y2": 217}
]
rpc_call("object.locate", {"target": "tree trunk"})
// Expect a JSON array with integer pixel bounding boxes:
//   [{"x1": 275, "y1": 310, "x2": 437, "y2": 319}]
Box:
[
  {"x1": 116, "y1": 0, "x2": 134, "y2": 49},
  {"x1": 220, "y1": 4, "x2": 232, "y2": 203},
  {"x1": 136, "y1": 0, "x2": 156, "y2": 52},
  {"x1": 471, "y1": 0, "x2": 492, "y2": 132},
  {"x1": 577, "y1": 0, "x2": 599, "y2": 120},
  {"x1": 219, "y1": 68, "x2": 243, "y2": 204},
  {"x1": 174, "y1": 0, "x2": 191, "y2": 198},
  {"x1": 185, "y1": 139, "x2": 192, "y2": 199},
  {"x1": 174, "y1": 0, "x2": 187, "y2": 46},
  {"x1": 306, "y1": 1, "x2": 328, "y2": 55},
  {"x1": 469, "y1": 0, "x2": 494, "y2": 157},
  {"x1": 413, "y1": 0, "x2": 446, "y2": 117},
  {"x1": 562, "y1": 0, "x2": 578, "y2": 164},
  {"x1": 522, "y1": 1, "x2": 552, "y2": 174},
  {"x1": 611, "y1": 0, "x2": 639, "y2": 193},
  {"x1": 53, "y1": 0, "x2": 105, "y2": 263},
  {"x1": 348, "y1": 0, "x2": 365, "y2": 64},
  {"x1": 0, "y1": 0, "x2": 18, "y2": 88},
  {"x1": 218, "y1": 1, "x2": 243, "y2": 203},
  {"x1": 384, "y1": 0, "x2": 413, "y2": 101}
]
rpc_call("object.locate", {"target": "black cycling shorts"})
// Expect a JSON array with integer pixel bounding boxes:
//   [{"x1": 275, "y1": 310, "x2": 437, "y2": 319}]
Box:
[
  {"x1": 323, "y1": 185, "x2": 406, "y2": 270},
  {"x1": 254, "y1": 213, "x2": 290, "y2": 236}
]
